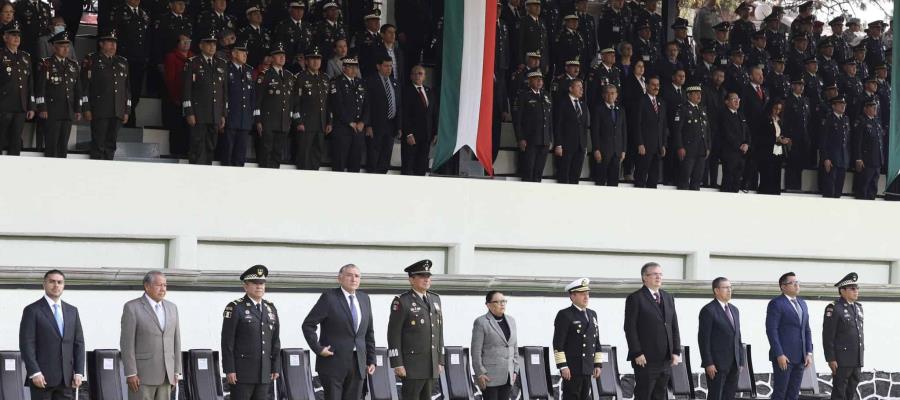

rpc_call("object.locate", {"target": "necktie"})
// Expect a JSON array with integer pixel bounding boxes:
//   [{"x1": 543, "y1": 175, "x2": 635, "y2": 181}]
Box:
[
  {"x1": 384, "y1": 77, "x2": 396, "y2": 119},
  {"x1": 676, "y1": 88, "x2": 681, "y2": 97},
  {"x1": 790, "y1": 298, "x2": 802, "y2": 321},
  {"x1": 611, "y1": 107, "x2": 617, "y2": 123},
  {"x1": 154, "y1": 303, "x2": 165, "y2": 330},
  {"x1": 652, "y1": 97, "x2": 658, "y2": 113},
  {"x1": 756, "y1": 85, "x2": 764, "y2": 99},
  {"x1": 653, "y1": 292, "x2": 660, "y2": 304},
  {"x1": 53, "y1": 304, "x2": 63, "y2": 335},
  {"x1": 257, "y1": 303, "x2": 262, "y2": 314},
  {"x1": 417, "y1": 86, "x2": 428, "y2": 108},
  {"x1": 574, "y1": 100, "x2": 582, "y2": 117},
  {"x1": 724, "y1": 304, "x2": 735, "y2": 328},
  {"x1": 349, "y1": 295, "x2": 359, "y2": 332}
]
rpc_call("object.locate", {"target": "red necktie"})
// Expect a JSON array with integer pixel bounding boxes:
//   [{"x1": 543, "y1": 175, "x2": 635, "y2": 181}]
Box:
[
  {"x1": 756, "y1": 85, "x2": 763, "y2": 99},
  {"x1": 418, "y1": 86, "x2": 428, "y2": 108},
  {"x1": 652, "y1": 97, "x2": 658, "y2": 113}
]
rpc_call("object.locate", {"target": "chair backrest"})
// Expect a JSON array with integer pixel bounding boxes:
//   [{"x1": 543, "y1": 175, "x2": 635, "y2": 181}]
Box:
[
  {"x1": 280, "y1": 348, "x2": 315, "y2": 400},
  {"x1": 182, "y1": 349, "x2": 224, "y2": 400},
  {"x1": 366, "y1": 348, "x2": 398, "y2": 400},
  {"x1": 668, "y1": 346, "x2": 695, "y2": 398},
  {"x1": 592, "y1": 345, "x2": 623, "y2": 400},
  {"x1": 517, "y1": 347, "x2": 553, "y2": 400},
  {"x1": 86, "y1": 349, "x2": 128, "y2": 400},
  {"x1": 0, "y1": 351, "x2": 29, "y2": 400},
  {"x1": 735, "y1": 343, "x2": 757, "y2": 398},
  {"x1": 800, "y1": 355, "x2": 821, "y2": 394},
  {"x1": 439, "y1": 347, "x2": 474, "y2": 400}
]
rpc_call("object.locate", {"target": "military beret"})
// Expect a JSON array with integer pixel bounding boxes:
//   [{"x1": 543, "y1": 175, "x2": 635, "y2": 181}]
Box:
[
  {"x1": 671, "y1": 18, "x2": 688, "y2": 30},
  {"x1": 240, "y1": 265, "x2": 268, "y2": 282},
  {"x1": 829, "y1": 16, "x2": 845, "y2": 26},
  {"x1": 48, "y1": 30, "x2": 71, "y2": 44},
  {"x1": 835, "y1": 272, "x2": 858, "y2": 287},
  {"x1": 564, "y1": 278, "x2": 590, "y2": 293},
  {"x1": 404, "y1": 259, "x2": 433, "y2": 277}
]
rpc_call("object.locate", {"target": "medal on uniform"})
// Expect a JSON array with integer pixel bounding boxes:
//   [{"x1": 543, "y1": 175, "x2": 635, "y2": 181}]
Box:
[
  {"x1": 411, "y1": 320, "x2": 416, "y2": 325},
  {"x1": 276, "y1": 90, "x2": 281, "y2": 95},
  {"x1": 6, "y1": 67, "x2": 11, "y2": 72},
  {"x1": 245, "y1": 310, "x2": 250, "y2": 314},
  {"x1": 420, "y1": 318, "x2": 425, "y2": 324}
]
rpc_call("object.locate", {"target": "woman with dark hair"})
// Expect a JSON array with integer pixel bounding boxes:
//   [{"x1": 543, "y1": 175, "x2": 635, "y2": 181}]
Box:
[
  {"x1": 471, "y1": 291, "x2": 518, "y2": 400},
  {"x1": 617, "y1": 41, "x2": 635, "y2": 77},
  {"x1": 755, "y1": 99, "x2": 791, "y2": 195}
]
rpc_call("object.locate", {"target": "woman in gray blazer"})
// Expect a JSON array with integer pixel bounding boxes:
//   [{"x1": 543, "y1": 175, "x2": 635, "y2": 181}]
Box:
[
  {"x1": 325, "y1": 38, "x2": 349, "y2": 79},
  {"x1": 471, "y1": 291, "x2": 519, "y2": 400}
]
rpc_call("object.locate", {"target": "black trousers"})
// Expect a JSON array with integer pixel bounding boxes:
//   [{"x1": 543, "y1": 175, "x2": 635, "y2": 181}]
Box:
[
  {"x1": 757, "y1": 154, "x2": 783, "y2": 195},
  {"x1": 561, "y1": 375, "x2": 591, "y2": 400},
  {"x1": 634, "y1": 152, "x2": 662, "y2": 188},
  {"x1": 400, "y1": 137, "x2": 430, "y2": 176},
  {"x1": 678, "y1": 154, "x2": 706, "y2": 190},
  {"x1": 632, "y1": 361, "x2": 671, "y2": 400},
  {"x1": 90, "y1": 117, "x2": 122, "y2": 160},
  {"x1": 217, "y1": 128, "x2": 249, "y2": 167},
  {"x1": 163, "y1": 100, "x2": 189, "y2": 157},
  {"x1": 127, "y1": 58, "x2": 147, "y2": 127},
  {"x1": 519, "y1": 144, "x2": 548, "y2": 182},
  {"x1": 330, "y1": 128, "x2": 364, "y2": 172},
  {"x1": 400, "y1": 378, "x2": 434, "y2": 400},
  {"x1": 0, "y1": 112, "x2": 25, "y2": 155},
  {"x1": 43, "y1": 118, "x2": 73, "y2": 158},
  {"x1": 294, "y1": 129, "x2": 326, "y2": 170},
  {"x1": 481, "y1": 382, "x2": 511, "y2": 400},
  {"x1": 720, "y1": 153, "x2": 746, "y2": 193},
  {"x1": 784, "y1": 140, "x2": 810, "y2": 191},
  {"x1": 189, "y1": 123, "x2": 219, "y2": 165},
  {"x1": 29, "y1": 384, "x2": 73, "y2": 400},
  {"x1": 319, "y1": 356, "x2": 365, "y2": 400},
  {"x1": 830, "y1": 366, "x2": 861, "y2": 400},
  {"x1": 591, "y1": 154, "x2": 620, "y2": 186},
  {"x1": 555, "y1": 147, "x2": 584, "y2": 184},
  {"x1": 705, "y1": 150, "x2": 721, "y2": 188},
  {"x1": 229, "y1": 383, "x2": 268, "y2": 400},
  {"x1": 491, "y1": 71, "x2": 507, "y2": 162},
  {"x1": 256, "y1": 128, "x2": 287, "y2": 168},
  {"x1": 706, "y1": 360, "x2": 738, "y2": 400},
  {"x1": 820, "y1": 165, "x2": 847, "y2": 198},
  {"x1": 741, "y1": 151, "x2": 759, "y2": 191},
  {"x1": 854, "y1": 167, "x2": 880, "y2": 200},
  {"x1": 366, "y1": 120, "x2": 397, "y2": 173}
]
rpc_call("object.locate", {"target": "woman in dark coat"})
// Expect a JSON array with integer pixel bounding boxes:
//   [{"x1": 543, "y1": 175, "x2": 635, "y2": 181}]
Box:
[{"x1": 755, "y1": 99, "x2": 792, "y2": 195}]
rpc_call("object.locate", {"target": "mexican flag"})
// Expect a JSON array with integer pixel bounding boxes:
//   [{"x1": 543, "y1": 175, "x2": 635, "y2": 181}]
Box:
[{"x1": 432, "y1": 0, "x2": 497, "y2": 175}]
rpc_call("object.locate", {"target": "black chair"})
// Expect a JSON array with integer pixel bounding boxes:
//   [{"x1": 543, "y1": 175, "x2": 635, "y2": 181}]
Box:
[
  {"x1": 798, "y1": 356, "x2": 828, "y2": 400},
  {"x1": 591, "y1": 345, "x2": 623, "y2": 400},
  {"x1": 516, "y1": 346, "x2": 554, "y2": 400},
  {"x1": 366, "y1": 348, "x2": 398, "y2": 400},
  {"x1": 86, "y1": 349, "x2": 128, "y2": 400},
  {"x1": 439, "y1": 347, "x2": 474, "y2": 400},
  {"x1": 181, "y1": 349, "x2": 224, "y2": 400},
  {"x1": 668, "y1": 346, "x2": 696, "y2": 399},
  {"x1": 0, "y1": 351, "x2": 29, "y2": 400},
  {"x1": 735, "y1": 343, "x2": 757, "y2": 398},
  {"x1": 279, "y1": 349, "x2": 315, "y2": 400}
]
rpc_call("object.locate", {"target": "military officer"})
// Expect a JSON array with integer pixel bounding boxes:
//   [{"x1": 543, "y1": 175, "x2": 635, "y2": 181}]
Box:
[
  {"x1": 552, "y1": 60, "x2": 581, "y2": 111},
  {"x1": 763, "y1": 13, "x2": 786, "y2": 59},
  {"x1": 221, "y1": 265, "x2": 282, "y2": 400},
  {"x1": 819, "y1": 96, "x2": 850, "y2": 198},
  {"x1": 82, "y1": 29, "x2": 130, "y2": 160},
  {"x1": 730, "y1": 2, "x2": 755, "y2": 53},
  {"x1": 674, "y1": 85, "x2": 711, "y2": 190},
  {"x1": 329, "y1": 56, "x2": 368, "y2": 172},
  {"x1": 13, "y1": 0, "x2": 51, "y2": 64},
  {"x1": 634, "y1": 22, "x2": 659, "y2": 76},
  {"x1": 516, "y1": 0, "x2": 549, "y2": 73},
  {"x1": 575, "y1": 0, "x2": 596, "y2": 68},
  {"x1": 254, "y1": 43, "x2": 296, "y2": 168},
  {"x1": 710, "y1": 22, "x2": 731, "y2": 68},
  {"x1": 672, "y1": 18, "x2": 696, "y2": 79},
  {"x1": 836, "y1": 60, "x2": 863, "y2": 120},
  {"x1": 35, "y1": 31, "x2": 80, "y2": 158},
  {"x1": 510, "y1": 52, "x2": 542, "y2": 112},
  {"x1": 313, "y1": 2, "x2": 347, "y2": 61},
  {"x1": 194, "y1": 0, "x2": 235, "y2": 44},
  {"x1": 802, "y1": 57, "x2": 823, "y2": 112},
  {"x1": 860, "y1": 21, "x2": 886, "y2": 72},
  {"x1": 747, "y1": 30, "x2": 771, "y2": 74},
  {"x1": 110, "y1": 0, "x2": 150, "y2": 128},
  {"x1": 182, "y1": 33, "x2": 227, "y2": 165},
  {"x1": 852, "y1": 101, "x2": 883, "y2": 200},
  {"x1": 823, "y1": 273, "x2": 864, "y2": 400},
  {"x1": 514, "y1": 70, "x2": 553, "y2": 182},
  {"x1": 597, "y1": 0, "x2": 633, "y2": 52},
  {"x1": 273, "y1": 2, "x2": 312, "y2": 64},
  {"x1": 352, "y1": 12, "x2": 382, "y2": 78},
  {"x1": 782, "y1": 79, "x2": 811, "y2": 191},
  {"x1": 851, "y1": 45, "x2": 869, "y2": 82},
  {"x1": 553, "y1": 278, "x2": 602, "y2": 400},
  {"x1": 586, "y1": 48, "x2": 621, "y2": 105},
  {"x1": 219, "y1": 39, "x2": 255, "y2": 167},
  {"x1": 724, "y1": 48, "x2": 749, "y2": 94},
  {"x1": 827, "y1": 16, "x2": 851, "y2": 63},
  {"x1": 786, "y1": 33, "x2": 812, "y2": 80},
  {"x1": 553, "y1": 15, "x2": 583, "y2": 74},
  {"x1": 765, "y1": 57, "x2": 790, "y2": 101},
  {"x1": 0, "y1": 22, "x2": 34, "y2": 157},
  {"x1": 238, "y1": 7, "x2": 272, "y2": 68},
  {"x1": 387, "y1": 260, "x2": 445, "y2": 400},
  {"x1": 817, "y1": 38, "x2": 839, "y2": 85},
  {"x1": 293, "y1": 46, "x2": 331, "y2": 170},
  {"x1": 151, "y1": 0, "x2": 192, "y2": 70}
]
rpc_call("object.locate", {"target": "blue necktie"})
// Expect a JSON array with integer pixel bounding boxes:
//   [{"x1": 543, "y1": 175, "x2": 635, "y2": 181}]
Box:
[
  {"x1": 349, "y1": 295, "x2": 359, "y2": 332},
  {"x1": 53, "y1": 304, "x2": 63, "y2": 335},
  {"x1": 383, "y1": 77, "x2": 396, "y2": 120}
]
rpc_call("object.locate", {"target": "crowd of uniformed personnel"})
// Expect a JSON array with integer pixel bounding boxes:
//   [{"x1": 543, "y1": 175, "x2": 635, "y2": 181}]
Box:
[{"x1": 0, "y1": 0, "x2": 892, "y2": 198}]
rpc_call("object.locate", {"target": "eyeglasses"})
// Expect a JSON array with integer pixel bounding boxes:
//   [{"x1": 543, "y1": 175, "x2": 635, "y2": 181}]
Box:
[
  {"x1": 489, "y1": 300, "x2": 508, "y2": 305},
  {"x1": 782, "y1": 280, "x2": 800, "y2": 286}
]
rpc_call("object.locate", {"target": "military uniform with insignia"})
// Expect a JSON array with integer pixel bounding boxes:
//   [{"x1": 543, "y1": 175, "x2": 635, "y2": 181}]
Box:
[
  {"x1": 553, "y1": 279, "x2": 602, "y2": 400},
  {"x1": 516, "y1": 10, "x2": 549, "y2": 73},
  {"x1": 782, "y1": 85, "x2": 812, "y2": 190},
  {"x1": 328, "y1": 57, "x2": 368, "y2": 172},
  {"x1": 819, "y1": 96, "x2": 850, "y2": 198},
  {"x1": 0, "y1": 22, "x2": 33, "y2": 157},
  {"x1": 822, "y1": 273, "x2": 864, "y2": 400},
  {"x1": 255, "y1": 44, "x2": 296, "y2": 168},
  {"x1": 151, "y1": 8, "x2": 192, "y2": 67},
  {"x1": 746, "y1": 31, "x2": 772, "y2": 74},
  {"x1": 817, "y1": 41, "x2": 840, "y2": 86},
  {"x1": 110, "y1": 2, "x2": 151, "y2": 126},
  {"x1": 182, "y1": 35, "x2": 228, "y2": 165},
  {"x1": 585, "y1": 51, "x2": 621, "y2": 106},
  {"x1": 597, "y1": 2, "x2": 632, "y2": 51},
  {"x1": 730, "y1": 2, "x2": 756, "y2": 53},
  {"x1": 81, "y1": 30, "x2": 131, "y2": 160},
  {"x1": 313, "y1": 3, "x2": 348, "y2": 61},
  {"x1": 826, "y1": 16, "x2": 852, "y2": 63},
  {"x1": 352, "y1": 13, "x2": 383, "y2": 78},
  {"x1": 387, "y1": 260, "x2": 445, "y2": 400},
  {"x1": 836, "y1": 61, "x2": 863, "y2": 118},
  {"x1": 764, "y1": 19, "x2": 787, "y2": 60},
  {"x1": 221, "y1": 265, "x2": 282, "y2": 400},
  {"x1": 13, "y1": 0, "x2": 51, "y2": 62},
  {"x1": 514, "y1": 71, "x2": 553, "y2": 182},
  {"x1": 802, "y1": 61, "x2": 823, "y2": 111},
  {"x1": 220, "y1": 40, "x2": 256, "y2": 167},
  {"x1": 237, "y1": 9, "x2": 272, "y2": 68},
  {"x1": 576, "y1": 8, "x2": 597, "y2": 67},
  {"x1": 35, "y1": 31, "x2": 81, "y2": 158},
  {"x1": 194, "y1": 8, "x2": 236, "y2": 44},
  {"x1": 673, "y1": 87, "x2": 711, "y2": 190},
  {"x1": 553, "y1": 18, "x2": 584, "y2": 73},
  {"x1": 860, "y1": 24, "x2": 886, "y2": 72},
  {"x1": 851, "y1": 101, "x2": 884, "y2": 200},
  {"x1": 273, "y1": 3, "x2": 313, "y2": 63},
  {"x1": 293, "y1": 46, "x2": 331, "y2": 170}
]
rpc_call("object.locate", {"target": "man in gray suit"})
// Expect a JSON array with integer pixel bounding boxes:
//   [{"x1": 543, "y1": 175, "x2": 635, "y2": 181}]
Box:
[
  {"x1": 120, "y1": 271, "x2": 183, "y2": 400},
  {"x1": 470, "y1": 291, "x2": 519, "y2": 400}
]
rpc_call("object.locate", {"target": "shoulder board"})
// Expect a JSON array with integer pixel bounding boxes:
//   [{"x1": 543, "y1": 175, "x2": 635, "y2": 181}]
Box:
[
  {"x1": 827, "y1": 301, "x2": 835, "y2": 307},
  {"x1": 426, "y1": 290, "x2": 440, "y2": 297},
  {"x1": 263, "y1": 299, "x2": 274, "y2": 306},
  {"x1": 231, "y1": 298, "x2": 243, "y2": 304},
  {"x1": 215, "y1": 56, "x2": 227, "y2": 63},
  {"x1": 40, "y1": 57, "x2": 50, "y2": 65},
  {"x1": 390, "y1": 295, "x2": 402, "y2": 311},
  {"x1": 20, "y1": 50, "x2": 30, "y2": 57},
  {"x1": 117, "y1": 55, "x2": 128, "y2": 62}
]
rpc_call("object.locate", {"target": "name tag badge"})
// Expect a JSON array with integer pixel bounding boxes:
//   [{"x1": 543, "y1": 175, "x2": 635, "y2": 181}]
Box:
[{"x1": 613, "y1": 26, "x2": 620, "y2": 33}]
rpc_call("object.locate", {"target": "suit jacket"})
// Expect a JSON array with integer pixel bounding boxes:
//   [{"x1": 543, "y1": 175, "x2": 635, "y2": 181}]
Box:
[
  {"x1": 591, "y1": 103, "x2": 627, "y2": 156},
  {"x1": 375, "y1": 44, "x2": 406, "y2": 85},
  {"x1": 120, "y1": 296, "x2": 182, "y2": 385},
  {"x1": 765, "y1": 295, "x2": 813, "y2": 363},
  {"x1": 470, "y1": 313, "x2": 519, "y2": 386},
  {"x1": 400, "y1": 83, "x2": 436, "y2": 142},
  {"x1": 632, "y1": 94, "x2": 668, "y2": 153},
  {"x1": 364, "y1": 73, "x2": 402, "y2": 134},
  {"x1": 717, "y1": 109, "x2": 751, "y2": 161},
  {"x1": 740, "y1": 83, "x2": 769, "y2": 132},
  {"x1": 19, "y1": 298, "x2": 85, "y2": 387},
  {"x1": 302, "y1": 288, "x2": 376, "y2": 378},
  {"x1": 660, "y1": 83, "x2": 686, "y2": 129},
  {"x1": 698, "y1": 300, "x2": 744, "y2": 369},
  {"x1": 554, "y1": 96, "x2": 589, "y2": 151},
  {"x1": 624, "y1": 287, "x2": 682, "y2": 363}
]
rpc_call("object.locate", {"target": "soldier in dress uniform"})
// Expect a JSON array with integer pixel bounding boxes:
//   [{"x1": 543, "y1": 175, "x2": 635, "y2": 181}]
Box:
[
  {"x1": 710, "y1": 22, "x2": 732, "y2": 69},
  {"x1": 852, "y1": 101, "x2": 883, "y2": 200},
  {"x1": 13, "y1": 0, "x2": 51, "y2": 67},
  {"x1": 819, "y1": 96, "x2": 850, "y2": 198},
  {"x1": 782, "y1": 79, "x2": 811, "y2": 191},
  {"x1": 553, "y1": 278, "x2": 602, "y2": 400},
  {"x1": 328, "y1": 57, "x2": 368, "y2": 172},
  {"x1": 514, "y1": 70, "x2": 553, "y2": 182},
  {"x1": 552, "y1": 60, "x2": 581, "y2": 111},
  {"x1": 785, "y1": 33, "x2": 812, "y2": 80},
  {"x1": 724, "y1": 48, "x2": 749, "y2": 94},
  {"x1": 747, "y1": 30, "x2": 771, "y2": 75},
  {"x1": 553, "y1": 15, "x2": 583, "y2": 74},
  {"x1": 671, "y1": 18, "x2": 696, "y2": 80},
  {"x1": 182, "y1": 33, "x2": 227, "y2": 165},
  {"x1": 730, "y1": 2, "x2": 755, "y2": 53},
  {"x1": 273, "y1": 2, "x2": 312, "y2": 65},
  {"x1": 387, "y1": 260, "x2": 445, "y2": 400},
  {"x1": 765, "y1": 57, "x2": 790, "y2": 101},
  {"x1": 516, "y1": 0, "x2": 549, "y2": 74},
  {"x1": 35, "y1": 31, "x2": 80, "y2": 158},
  {"x1": 822, "y1": 272, "x2": 864, "y2": 400},
  {"x1": 674, "y1": 85, "x2": 711, "y2": 190},
  {"x1": 574, "y1": 0, "x2": 596, "y2": 68},
  {"x1": 763, "y1": 14, "x2": 786, "y2": 60},
  {"x1": 636, "y1": 0, "x2": 662, "y2": 44},
  {"x1": 352, "y1": 11, "x2": 382, "y2": 78},
  {"x1": 254, "y1": 43, "x2": 296, "y2": 168},
  {"x1": 238, "y1": 7, "x2": 272, "y2": 68},
  {"x1": 694, "y1": 46, "x2": 717, "y2": 85},
  {"x1": 817, "y1": 38, "x2": 839, "y2": 86},
  {"x1": 81, "y1": 29, "x2": 130, "y2": 160},
  {"x1": 597, "y1": 0, "x2": 632, "y2": 52},
  {"x1": 828, "y1": 16, "x2": 852, "y2": 63},
  {"x1": 151, "y1": 0, "x2": 192, "y2": 74},
  {"x1": 837, "y1": 60, "x2": 863, "y2": 121},
  {"x1": 851, "y1": 44, "x2": 868, "y2": 82},
  {"x1": 221, "y1": 265, "x2": 282, "y2": 400},
  {"x1": 860, "y1": 21, "x2": 886, "y2": 73},
  {"x1": 586, "y1": 48, "x2": 621, "y2": 106},
  {"x1": 313, "y1": 2, "x2": 347, "y2": 61},
  {"x1": 633, "y1": 22, "x2": 658, "y2": 77},
  {"x1": 802, "y1": 56, "x2": 823, "y2": 111},
  {"x1": 194, "y1": 0, "x2": 235, "y2": 45},
  {"x1": 294, "y1": 46, "x2": 331, "y2": 170},
  {"x1": 110, "y1": 0, "x2": 150, "y2": 129},
  {"x1": 0, "y1": 22, "x2": 34, "y2": 157},
  {"x1": 219, "y1": 39, "x2": 255, "y2": 167},
  {"x1": 874, "y1": 64, "x2": 891, "y2": 133}
]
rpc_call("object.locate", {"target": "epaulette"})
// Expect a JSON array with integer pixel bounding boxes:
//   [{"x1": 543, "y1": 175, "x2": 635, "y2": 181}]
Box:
[
  {"x1": 117, "y1": 55, "x2": 128, "y2": 62},
  {"x1": 231, "y1": 297, "x2": 243, "y2": 305}
]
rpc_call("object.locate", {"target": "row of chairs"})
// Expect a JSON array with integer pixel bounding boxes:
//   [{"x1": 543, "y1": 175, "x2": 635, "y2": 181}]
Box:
[{"x1": 0, "y1": 345, "x2": 829, "y2": 400}]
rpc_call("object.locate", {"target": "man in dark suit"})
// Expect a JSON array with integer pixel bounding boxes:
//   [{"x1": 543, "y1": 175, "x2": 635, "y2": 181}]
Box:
[
  {"x1": 400, "y1": 65, "x2": 435, "y2": 176},
  {"x1": 766, "y1": 272, "x2": 813, "y2": 400},
  {"x1": 302, "y1": 264, "x2": 376, "y2": 400},
  {"x1": 740, "y1": 66, "x2": 769, "y2": 190},
  {"x1": 698, "y1": 277, "x2": 744, "y2": 400},
  {"x1": 553, "y1": 278, "x2": 602, "y2": 400},
  {"x1": 718, "y1": 93, "x2": 751, "y2": 192},
  {"x1": 19, "y1": 269, "x2": 85, "y2": 400},
  {"x1": 631, "y1": 77, "x2": 668, "y2": 188},
  {"x1": 660, "y1": 69, "x2": 687, "y2": 185},
  {"x1": 364, "y1": 54, "x2": 402, "y2": 174},
  {"x1": 553, "y1": 78, "x2": 588, "y2": 184},
  {"x1": 624, "y1": 262, "x2": 682, "y2": 400},
  {"x1": 590, "y1": 84, "x2": 626, "y2": 186}
]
